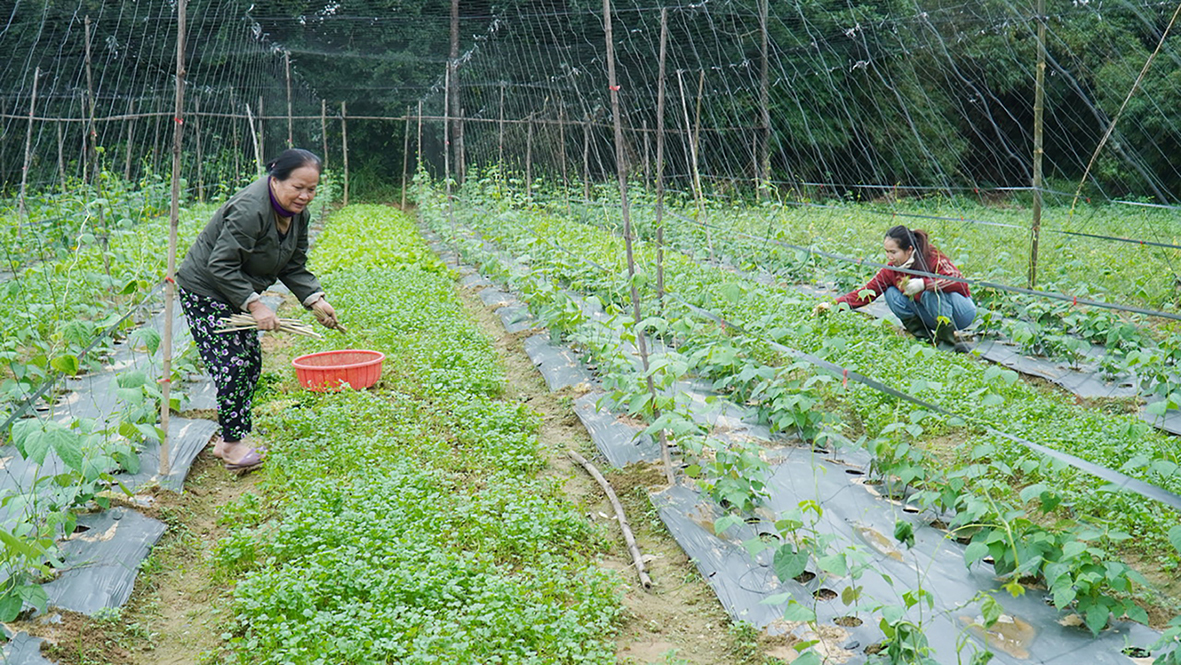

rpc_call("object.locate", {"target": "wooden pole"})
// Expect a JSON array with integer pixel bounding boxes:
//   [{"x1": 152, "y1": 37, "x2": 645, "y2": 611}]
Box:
[
  {"x1": 161, "y1": 0, "x2": 189, "y2": 480},
  {"x1": 604, "y1": 0, "x2": 672, "y2": 485},
  {"x1": 401, "y1": 106, "x2": 411, "y2": 208},
  {"x1": 758, "y1": 0, "x2": 770, "y2": 194},
  {"x1": 340, "y1": 101, "x2": 349, "y2": 206},
  {"x1": 450, "y1": 0, "x2": 465, "y2": 183},
  {"x1": 656, "y1": 8, "x2": 668, "y2": 307},
  {"x1": 194, "y1": 96, "x2": 204, "y2": 201},
  {"x1": 19, "y1": 67, "x2": 39, "y2": 221},
  {"x1": 285, "y1": 52, "x2": 293, "y2": 148},
  {"x1": 84, "y1": 16, "x2": 98, "y2": 185},
  {"x1": 320, "y1": 99, "x2": 328, "y2": 168},
  {"x1": 124, "y1": 98, "x2": 135, "y2": 181},
  {"x1": 1029, "y1": 0, "x2": 1046, "y2": 289}
]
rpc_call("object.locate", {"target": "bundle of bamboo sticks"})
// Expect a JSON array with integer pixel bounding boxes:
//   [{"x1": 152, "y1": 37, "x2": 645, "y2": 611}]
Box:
[{"x1": 215, "y1": 313, "x2": 324, "y2": 339}]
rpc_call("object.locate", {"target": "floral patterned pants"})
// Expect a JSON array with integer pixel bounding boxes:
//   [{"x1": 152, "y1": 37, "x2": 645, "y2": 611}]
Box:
[{"x1": 179, "y1": 288, "x2": 261, "y2": 442}]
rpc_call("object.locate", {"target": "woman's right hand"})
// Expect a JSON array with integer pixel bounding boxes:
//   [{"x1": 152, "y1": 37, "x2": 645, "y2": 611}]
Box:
[
  {"x1": 812, "y1": 302, "x2": 833, "y2": 316},
  {"x1": 248, "y1": 301, "x2": 280, "y2": 331}
]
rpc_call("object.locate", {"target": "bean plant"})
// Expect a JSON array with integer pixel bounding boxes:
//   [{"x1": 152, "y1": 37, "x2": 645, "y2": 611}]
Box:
[{"x1": 417, "y1": 173, "x2": 1181, "y2": 663}]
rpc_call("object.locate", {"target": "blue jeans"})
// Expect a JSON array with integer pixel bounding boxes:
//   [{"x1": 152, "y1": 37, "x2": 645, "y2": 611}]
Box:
[{"x1": 883, "y1": 286, "x2": 976, "y2": 332}]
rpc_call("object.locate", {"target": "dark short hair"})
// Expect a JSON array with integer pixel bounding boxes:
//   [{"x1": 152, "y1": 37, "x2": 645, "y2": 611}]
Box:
[{"x1": 266, "y1": 148, "x2": 322, "y2": 181}]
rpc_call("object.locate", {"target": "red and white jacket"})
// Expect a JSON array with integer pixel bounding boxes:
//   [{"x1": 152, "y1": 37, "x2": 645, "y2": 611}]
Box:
[{"x1": 834, "y1": 250, "x2": 970, "y2": 309}]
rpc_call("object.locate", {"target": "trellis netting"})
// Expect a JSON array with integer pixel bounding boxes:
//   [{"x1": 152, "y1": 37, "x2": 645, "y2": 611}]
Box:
[{"x1": 3, "y1": 0, "x2": 1181, "y2": 661}]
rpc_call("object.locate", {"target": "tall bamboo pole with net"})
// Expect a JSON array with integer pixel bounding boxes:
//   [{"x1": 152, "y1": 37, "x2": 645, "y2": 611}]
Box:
[
  {"x1": 603, "y1": 0, "x2": 673, "y2": 486},
  {"x1": 160, "y1": 0, "x2": 189, "y2": 479}
]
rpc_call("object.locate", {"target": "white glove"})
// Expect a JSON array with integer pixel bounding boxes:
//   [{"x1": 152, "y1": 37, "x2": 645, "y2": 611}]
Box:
[{"x1": 903, "y1": 278, "x2": 925, "y2": 296}]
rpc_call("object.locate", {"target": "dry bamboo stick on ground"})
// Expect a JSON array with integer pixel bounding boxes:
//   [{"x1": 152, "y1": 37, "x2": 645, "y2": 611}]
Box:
[{"x1": 567, "y1": 449, "x2": 653, "y2": 589}]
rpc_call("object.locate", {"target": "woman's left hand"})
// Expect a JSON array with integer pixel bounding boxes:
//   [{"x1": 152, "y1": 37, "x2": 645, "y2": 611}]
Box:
[{"x1": 311, "y1": 298, "x2": 338, "y2": 329}]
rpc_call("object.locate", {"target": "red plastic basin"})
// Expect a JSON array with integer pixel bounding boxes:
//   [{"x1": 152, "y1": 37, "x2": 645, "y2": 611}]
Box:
[{"x1": 292, "y1": 349, "x2": 385, "y2": 391}]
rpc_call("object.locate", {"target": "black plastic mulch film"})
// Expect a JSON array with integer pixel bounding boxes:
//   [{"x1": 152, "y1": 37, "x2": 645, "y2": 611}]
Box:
[
  {"x1": 1, "y1": 284, "x2": 219, "y2": 663},
  {"x1": 429, "y1": 224, "x2": 1164, "y2": 664},
  {"x1": 499, "y1": 209, "x2": 1181, "y2": 513}
]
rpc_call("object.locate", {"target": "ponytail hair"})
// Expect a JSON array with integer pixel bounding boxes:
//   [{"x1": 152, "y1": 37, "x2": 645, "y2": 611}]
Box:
[
  {"x1": 266, "y1": 148, "x2": 322, "y2": 181},
  {"x1": 885, "y1": 225, "x2": 935, "y2": 272}
]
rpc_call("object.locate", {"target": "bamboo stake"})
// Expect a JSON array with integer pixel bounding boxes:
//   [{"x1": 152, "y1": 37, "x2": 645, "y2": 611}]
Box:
[
  {"x1": 84, "y1": 16, "x2": 97, "y2": 185},
  {"x1": 582, "y1": 119, "x2": 591, "y2": 201},
  {"x1": 677, "y1": 69, "x2": 713, "y2": 261},
  {"x1": 161, "y1": 0, "x2": 189, "y2": 480},
  {"x1": 124, "y1": 98, "x2": 135, "y2": 181},
  {"x1": 603, "y1": 0, "x2": 673, "y2": 485},
  {"x1": 320, "y1": 99, "x2": 328, "y2": 168},
  {"x1": 195, "y1": 96, "x2": 204, "y2": 201},
  {"x1": 525, "y1": 116, "x2": 533, "y2": 200},
  {"x1": 416, "y1": 100, "x2": 423, "y2": 169},
  {"x1": 1029, "y1": 0, "x2": 1046, "y2": 289},
  {"x1": 151, "y1": 95, "x2": 162, "y2": 173},
  {"x1": 19, "y1": 67, "x2": 39, "y2": 222},
  {"x1": 341, "y1": 101, "x2": 349, "y2": 206},
  {"x1": 568, "y1": 449, "x2": 653, "y2": 589},
  {"x1": 758, "y1": 0, "x2": 770, "y2": 194},
  {"x1": 285, "y1": 52, "x2": 293, "y2": 148},
  {"x1": 559, "y1": 106, "x2": 569, "y2": 213},
  {"x1": 56, "y1": 122, "x2": 66, "y2": 194},
  {"x1": 498, "y1": 82, "x2": 506, "y2": 170},
  {"x1": 444, "y1": 67, "x2": 454, "y2": 232},
  {"x1": 231, "y1": 93, "x2": 241, "y2": 178},
  {"x1": 655, "y1": 8, "x2": 668, "y2": 308},
  {"x1": 246, "y1": 101, "x2": 262, "y2": 175},
  {"x1": 642, "y1": 119, "x2": 650, "y2": 188},
  {"x1": 258, "y1": 95, "x2": 265, "y2": 164},
  {"x1": 401, "y1": 105, "x2": 411, "y2": 209},
  {"x1": 0, "y1": 99, "x2": 9, "y2": 185}
]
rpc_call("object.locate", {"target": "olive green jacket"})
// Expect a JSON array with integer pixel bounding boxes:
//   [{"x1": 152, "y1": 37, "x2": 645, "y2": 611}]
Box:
[{"x1": 178, "y1": 177, "x2": 323, "y2": 310}]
